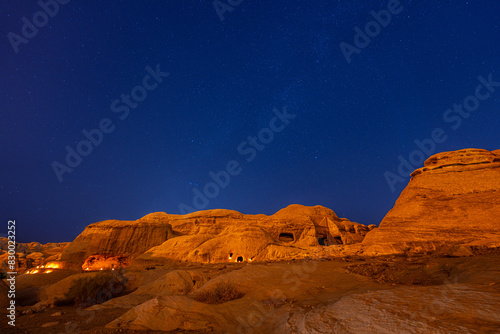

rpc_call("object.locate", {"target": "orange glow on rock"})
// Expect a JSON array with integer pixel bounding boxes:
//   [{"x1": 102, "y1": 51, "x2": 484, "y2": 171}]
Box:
[
  {"x1": 45, "y1": 262, "x2": 61, "y2": 269},
  {"x1": 82, "y1": 254, "x2": 129, "y2": 271}
]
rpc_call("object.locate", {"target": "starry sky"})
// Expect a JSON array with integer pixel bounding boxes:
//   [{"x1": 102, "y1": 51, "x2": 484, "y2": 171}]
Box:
[{"x1": 1, "y1": 1, "x2": 499, "y2": 243}]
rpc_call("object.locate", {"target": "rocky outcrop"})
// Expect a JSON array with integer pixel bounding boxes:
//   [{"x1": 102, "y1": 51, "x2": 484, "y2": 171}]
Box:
[
  {"x1": 88, "y1": 269, "x2": 208, "y2": 310},
  {"x1": 60, "y1": 215, "x2": 176, "y2": 265},
  {"x1": 62, "y1": 205, "x2": 370, "y2": 266},
  {"x1": 363, "y1": 148, "x2": 500, "y2": 255},
  {"x1": 108, "y1": 285, "x2": 500, "y2": 333},
  {"x1": 0, "y1": 238, "x2": 69, "y2": 273},
  {"x1": 82, "y1": 255, "x2": 129, "y2": 271},
  {"x1": 284, "y1": 284, "x2": 500, "y2": 333},
  {"x1": 138, "y1": 227, "x2": 275, "y2": 264},
  {"x1": 26, "y1": 252, "x2": 45, "y2": 268}
]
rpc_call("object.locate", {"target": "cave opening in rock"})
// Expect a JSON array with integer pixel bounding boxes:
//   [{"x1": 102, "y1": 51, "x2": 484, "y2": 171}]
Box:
[
  {"x1": 82, "y1": 254, "x2": 129, "y2": 272},
  {"x1": 279, "y1": 232, "x2": 294, "y2": 242},
  {"x1": 237, "y1": 256, "x2": 243, "y2": 262},
  {"x1": 318, "y1": 237, "x2": 326, "y2": 246}
]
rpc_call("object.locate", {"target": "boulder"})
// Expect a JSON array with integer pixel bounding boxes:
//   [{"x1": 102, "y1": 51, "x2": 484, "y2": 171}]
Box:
[
  {"x1": 88, "y1": 269, "x2": 208, "y2": 310},
  {"x1": 105, "y1": 296, "x2": 225, "y2": 331},
  {"x1": 364, "y1": 148, "x2": 500, "y2": 255},
  {"x1": 283, "y1": 284, "x2": 500, "y2": 333},
  {"x1": 137, "y1": 234, "x2": 215, "y2": 264}
]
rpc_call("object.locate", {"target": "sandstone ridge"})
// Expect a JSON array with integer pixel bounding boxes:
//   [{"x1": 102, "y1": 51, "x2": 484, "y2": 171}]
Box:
[
  {"x1": 363, "y1": 148, "x2": 500, "y2": 255},
  {"x1": 61, "y1": 204, "x2": 371, "y2": 266}
]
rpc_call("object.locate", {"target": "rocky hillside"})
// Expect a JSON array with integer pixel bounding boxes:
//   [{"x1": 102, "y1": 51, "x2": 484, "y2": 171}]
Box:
[
  {"x1": 60, "y1": 214, "x2": 176, "y2": 266},
  {"x1": 61, "y1": 205, "x2": 371, "y2": 267},
  {"x1": 363, "y1": 148, "x2": 500, "y2": 255},
  {"x1": 0, "y1": 238, "x2": 69, "y2": 273}
]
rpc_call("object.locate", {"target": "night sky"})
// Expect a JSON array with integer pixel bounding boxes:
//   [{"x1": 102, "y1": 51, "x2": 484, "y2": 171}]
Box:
[{"x1": 1, "y1": 1, "x2": 499, "y2": 243}]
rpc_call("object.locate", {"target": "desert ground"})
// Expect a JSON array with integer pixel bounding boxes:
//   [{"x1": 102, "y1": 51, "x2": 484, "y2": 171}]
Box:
[{"x1": 4, "y1": 252, "x2": 500, "y2": 333}]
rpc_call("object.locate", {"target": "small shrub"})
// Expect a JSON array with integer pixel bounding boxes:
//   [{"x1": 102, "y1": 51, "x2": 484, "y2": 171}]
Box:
[
  {"x1": 54, "y1": 269, "x2": 127, "y2": 307},
  {"x1": 193, "y1": 281, "x2": 244, "y2": 304}
]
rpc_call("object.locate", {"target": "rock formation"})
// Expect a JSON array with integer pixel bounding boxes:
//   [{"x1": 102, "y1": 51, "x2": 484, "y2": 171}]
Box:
[
  {"x1": 0, "y1": 238, "x2": 69, "y2": 273},
  {"x1": 61, "y1": 205, "x2": 370, "y2": 267},
  {"x1": 81, "y1": 254, "x2": 130, "y2": 271},
  {"x1": 60, "y1": 214, "x2": 176, "y2": 266},
  {"x1": 363, "y1": 148, "x2": 500, "y2": 255},
  {"x1": 87, "y1": 269, "x2": 209, "y2": 311},
  {"x1": 284, "y1": 284, "x2": 500, "y2": 333}
]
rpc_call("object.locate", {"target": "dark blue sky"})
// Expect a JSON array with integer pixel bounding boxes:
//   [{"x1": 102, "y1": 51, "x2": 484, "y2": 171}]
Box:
[{"x1": 1, "y1": 0, "x2": 498, "y2": 243}]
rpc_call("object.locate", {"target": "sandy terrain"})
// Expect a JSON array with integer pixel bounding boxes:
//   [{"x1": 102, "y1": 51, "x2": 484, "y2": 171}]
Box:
[{"x1": 3, "y1": 253, "x2": 499, "y2": 333}]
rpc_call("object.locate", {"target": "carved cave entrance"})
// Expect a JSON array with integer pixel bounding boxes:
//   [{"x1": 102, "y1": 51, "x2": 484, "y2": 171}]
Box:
[{"x1": 279, "y1": 232, "x2": 294, "y2": 242}]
